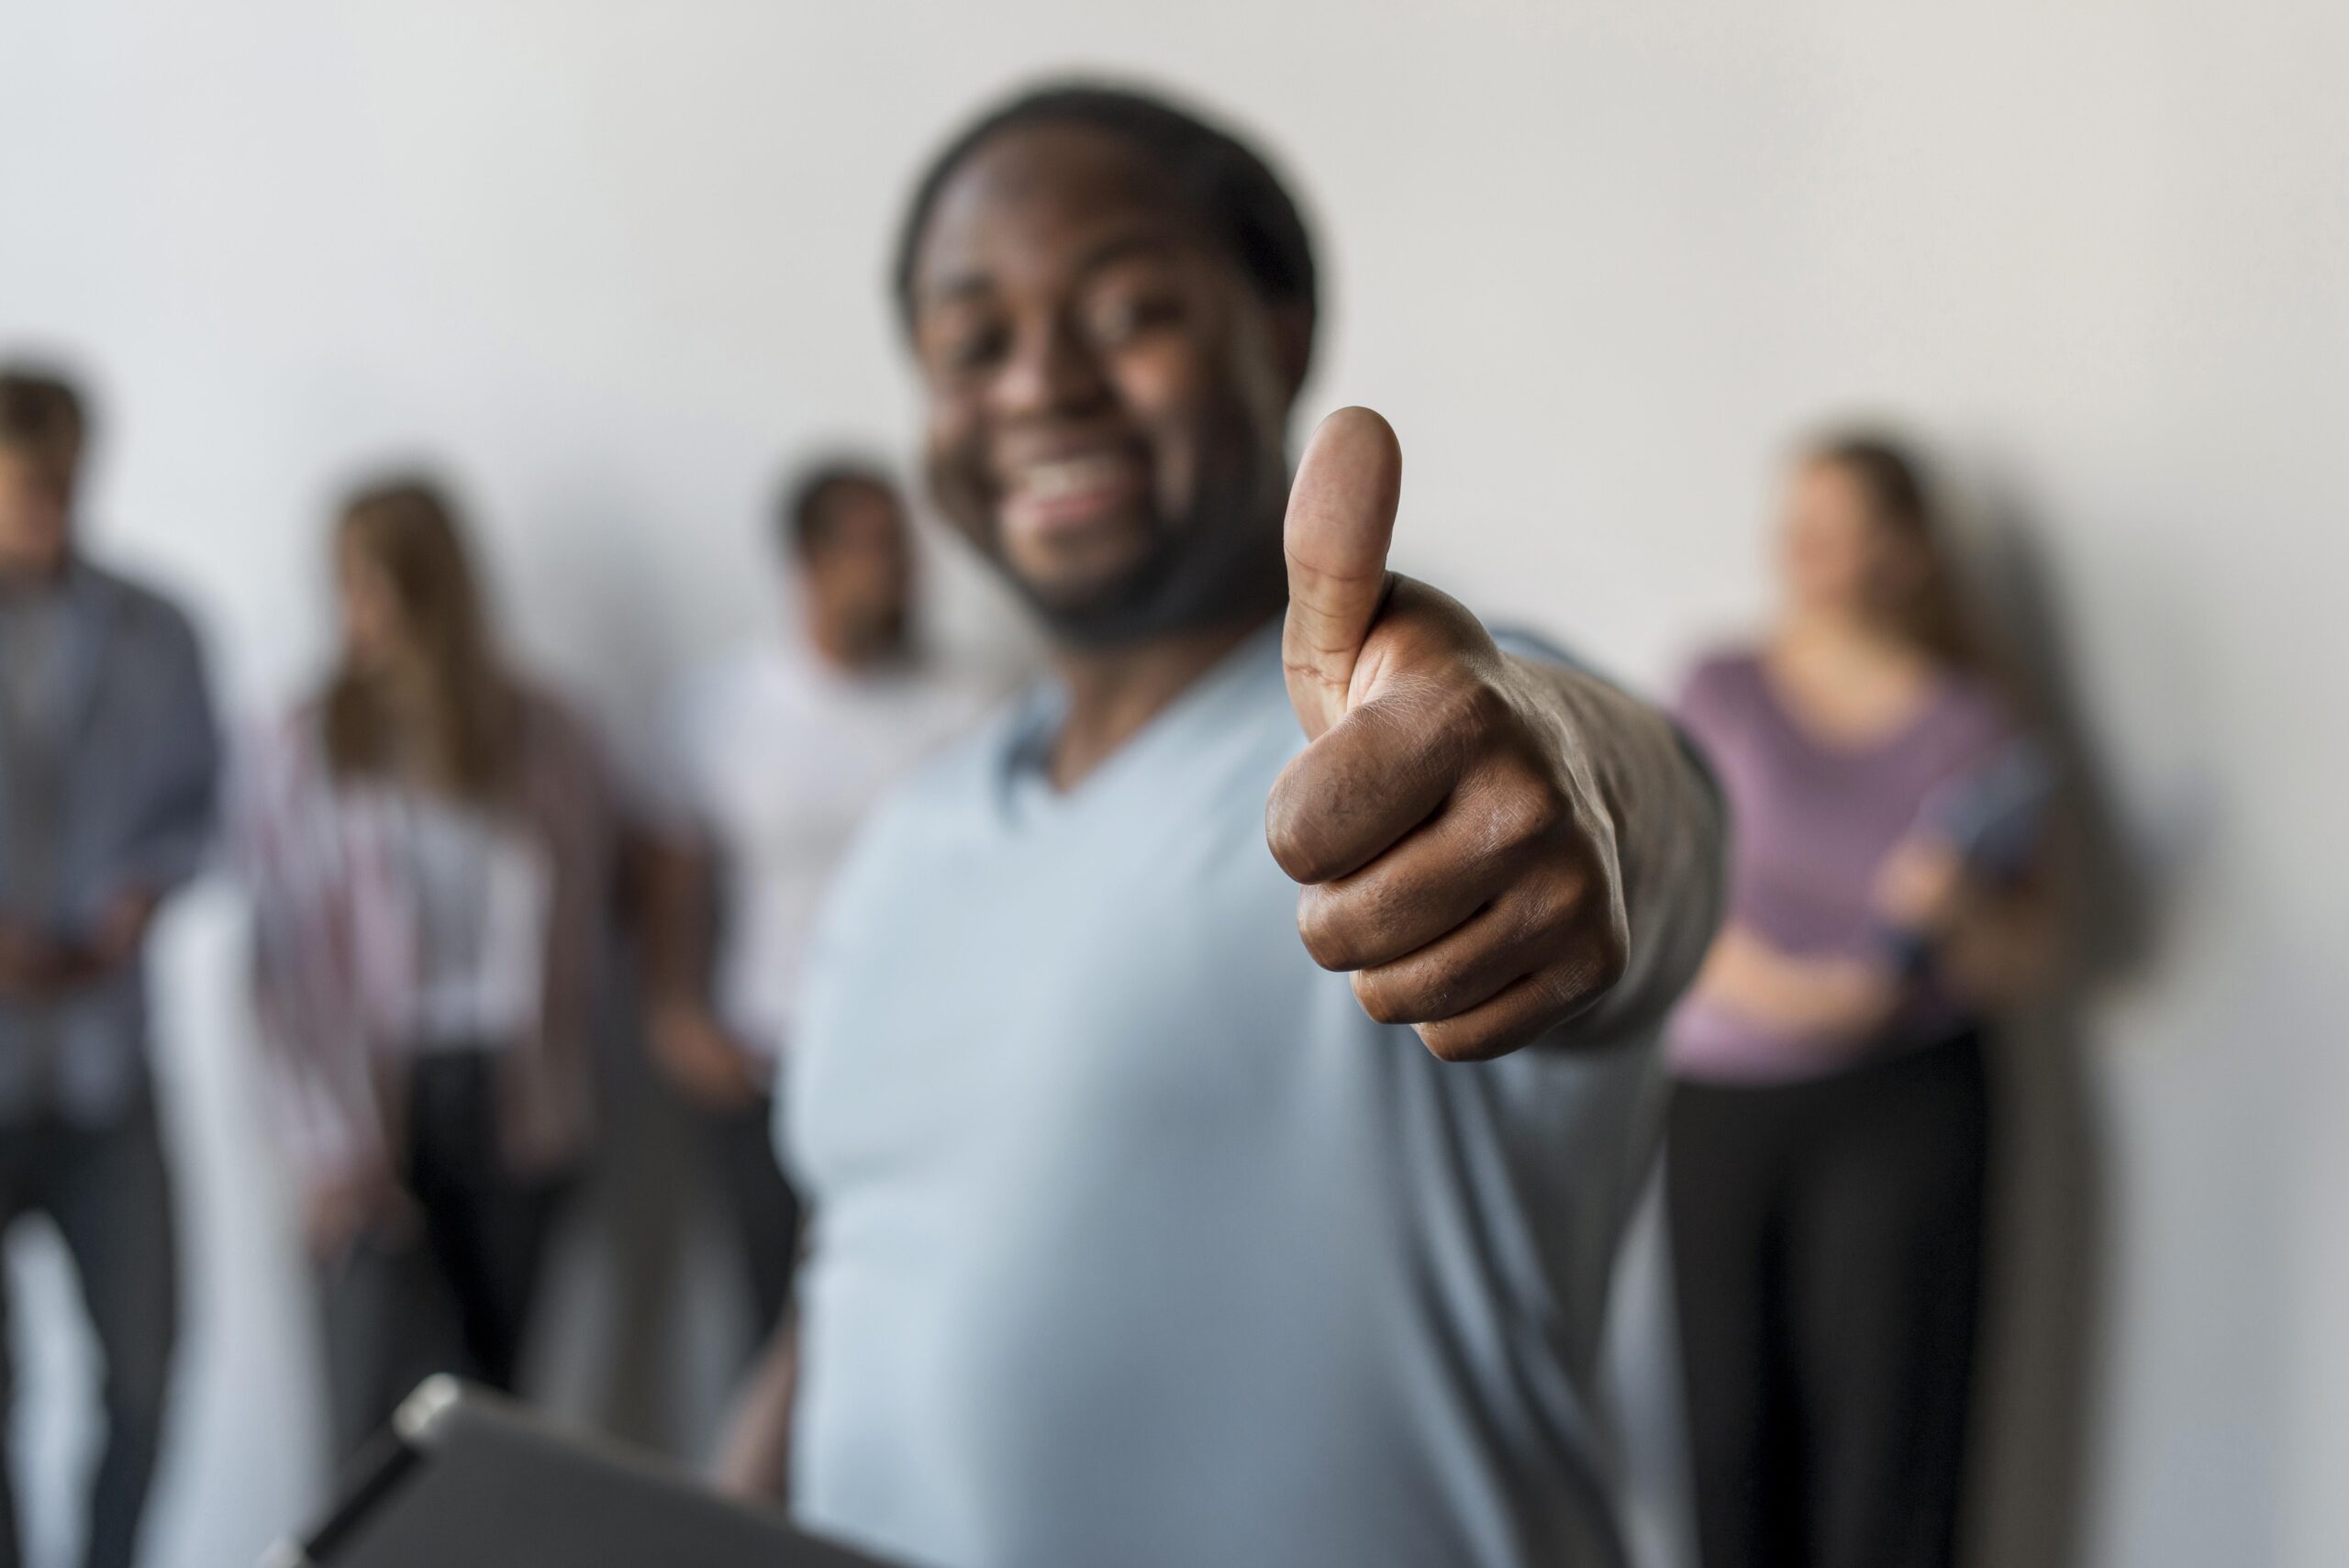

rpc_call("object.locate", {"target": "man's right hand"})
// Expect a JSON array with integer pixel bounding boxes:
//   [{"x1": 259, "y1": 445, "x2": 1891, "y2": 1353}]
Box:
[
  {"x1": 650, "y1": 1000, "x2": 766, "y2": 1112},
  {"x1": 0, "y1": 923, "x2": 72, "y2": 1001}
]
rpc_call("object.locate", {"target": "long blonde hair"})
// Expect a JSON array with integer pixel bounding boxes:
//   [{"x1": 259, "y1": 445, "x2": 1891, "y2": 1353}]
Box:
[{"x1": 321, "y1": 476, "x2": 518, "y2": 800}]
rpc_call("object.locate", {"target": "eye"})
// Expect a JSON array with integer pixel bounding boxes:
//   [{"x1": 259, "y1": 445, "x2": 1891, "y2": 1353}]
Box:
[
  {"x1": 939, "y1": 320, "x2": 1011, "y2": 376},
  {"x1": 1085, "y1": 284, "x2": 1188, "y2": 347},
  {"x1": 918, "y1": 305, "x2": 1012, "y2": 381}
]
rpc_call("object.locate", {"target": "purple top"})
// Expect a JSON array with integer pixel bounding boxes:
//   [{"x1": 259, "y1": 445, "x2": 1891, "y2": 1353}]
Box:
[{"x1": 1664, "y1": 649, "x2": 2015, "y2": 1084}]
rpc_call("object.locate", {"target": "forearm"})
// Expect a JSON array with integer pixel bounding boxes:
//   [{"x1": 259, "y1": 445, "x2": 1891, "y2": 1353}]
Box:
[
  {"x1": 1522, "y1": 658, "x2": 1728, "y2": 1046},
  {"x1": 637, "y1": 835, "x2": 717, "y2": 1007},
  {"x1": 716, "y1": 1310, "x2": 799, "y2": 1502}
]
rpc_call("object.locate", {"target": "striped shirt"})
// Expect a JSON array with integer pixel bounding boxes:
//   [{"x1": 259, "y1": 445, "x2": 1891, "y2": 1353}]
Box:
[{"x1": 238, "y1": 684, "x2": 616, "y2": 1189}]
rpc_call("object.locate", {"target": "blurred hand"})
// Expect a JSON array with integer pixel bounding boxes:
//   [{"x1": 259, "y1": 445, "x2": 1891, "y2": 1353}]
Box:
[
  {"x1": 1872, "y1": 837, "x2": 1967, "y2": 934},
  {"x1": 304, "y1": 1165, "x2": 418, "y2": 1263},
  {"x1": 0, "y1": 893, "x2": 159, "y2": 1004},
  {"x1": 0, "y1": 922, "x2": 61, "y2": 1000},
  {"x1": 1689, "y1": 921, "x2": 1898, "y2": 1051},
  {"x1": 1266, "y1": 407, "x2": 1629, "y2": 1062},
  {"x1": 650, "y1": 999, "x2": 766, "y2": 1112},
  {"x1": 1687, "y1": 922, "x2": 1768, "y2": 1006},
  {"x1": 86, "y1": 887, "x2": 161, "y2": 973}
]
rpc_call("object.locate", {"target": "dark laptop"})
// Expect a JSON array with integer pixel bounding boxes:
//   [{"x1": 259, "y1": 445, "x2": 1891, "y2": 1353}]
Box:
[{"x1": 264, "y1": 1378, "x2": 902, "y2": 1567}]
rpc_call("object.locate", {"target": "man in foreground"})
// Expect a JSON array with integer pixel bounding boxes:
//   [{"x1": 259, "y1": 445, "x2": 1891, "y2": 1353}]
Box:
[{"x1": 726, "y1": 85, "x2": 1725, "y2": 1568}]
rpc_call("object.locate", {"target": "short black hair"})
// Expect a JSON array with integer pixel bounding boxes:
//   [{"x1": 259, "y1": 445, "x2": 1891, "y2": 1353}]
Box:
[
  {"x1": 891, "y1": 82, "x2": 1318, "y2": 337},
  {"x1": 780, "y1": 460, "x2": 898, "y2": 560},
  {"x1": 0, "y1": 363, "x2": 90, "y2": 489}
]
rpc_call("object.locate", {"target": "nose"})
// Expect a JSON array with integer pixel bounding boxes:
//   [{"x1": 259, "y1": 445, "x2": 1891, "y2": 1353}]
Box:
[{"x1": 994, "y1": 311, "x2": 1113, "y2": 420}]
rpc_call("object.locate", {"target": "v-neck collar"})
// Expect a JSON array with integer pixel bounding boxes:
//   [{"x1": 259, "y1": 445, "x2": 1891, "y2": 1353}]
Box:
[{"x1": 997, "y1": 616, "x2": 1287, "y2": 828}]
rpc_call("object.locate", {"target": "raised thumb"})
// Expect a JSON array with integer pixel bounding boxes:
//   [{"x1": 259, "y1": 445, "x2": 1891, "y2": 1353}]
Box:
[{"x1": 1282, "y1": 406, "x2": 1402, "y2": 738}]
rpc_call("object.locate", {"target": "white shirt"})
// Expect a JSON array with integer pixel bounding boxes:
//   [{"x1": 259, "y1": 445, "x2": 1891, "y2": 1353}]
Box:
[
  {"x1": 388, "y1": 790, "x2": 550, "y2": 1052},
  {"x1": 656, "y1": 639, "x2": 995, "y2": 1063}
]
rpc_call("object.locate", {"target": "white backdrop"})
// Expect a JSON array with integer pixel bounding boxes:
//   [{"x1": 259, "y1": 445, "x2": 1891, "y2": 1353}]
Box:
[{"x1": 3, "y1": 3, "x2": 2345, "y2": 1565}]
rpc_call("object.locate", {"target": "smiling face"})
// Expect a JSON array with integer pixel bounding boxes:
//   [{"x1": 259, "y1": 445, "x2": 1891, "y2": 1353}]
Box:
[{"x1": 905, "y1": 122, "x2": 1308, "y2": 645}]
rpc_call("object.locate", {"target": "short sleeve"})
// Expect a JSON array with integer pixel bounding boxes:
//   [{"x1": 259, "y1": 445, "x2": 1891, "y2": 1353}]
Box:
[{"x1": 1670, "y1": 650, "x2": 1758, "y2": 765}]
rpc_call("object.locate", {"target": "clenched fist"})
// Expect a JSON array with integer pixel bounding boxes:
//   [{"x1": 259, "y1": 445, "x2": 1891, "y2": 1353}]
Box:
[{"x1": 1267, "y1": 407, "x2": 1631, "y2": 1061}]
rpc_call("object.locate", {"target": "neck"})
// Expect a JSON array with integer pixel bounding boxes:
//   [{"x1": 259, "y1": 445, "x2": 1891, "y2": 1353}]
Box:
[
  {"x1": 1045, "y1": 612, "x2": 1274, "y2": 791},
  {"x1": 804, "y1": 606, "x2": 905, "y2": 676},
  {"x1": 807, "y1": 618, "x2": 861, "y2": 673},
  {"x1": 0, "y1": 554, "x2": 68, "y2": 591},
  {"x1": 1776, "y1": 606, "x2": 1923, "y2": 672}
]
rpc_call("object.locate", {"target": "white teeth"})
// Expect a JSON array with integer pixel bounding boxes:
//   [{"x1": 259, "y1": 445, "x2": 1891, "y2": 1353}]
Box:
[{"x1": 1019, "y1": 454, "x2": 1130, "y2": 500}]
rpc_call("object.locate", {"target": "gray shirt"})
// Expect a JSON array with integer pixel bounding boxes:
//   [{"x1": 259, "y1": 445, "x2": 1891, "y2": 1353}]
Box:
[
  {"x1": 783, "y1": 620, "x2": 1709, "y2": 1568},
  {"x1": 0, "y1": 563, "x2": 219, "y2": 1124},
  {"x1": 0, "y1": 584, "x2": 67, "y2": 917},
  {"x1": 0, "y1": 584, "x2": 63, "y2": 726}
]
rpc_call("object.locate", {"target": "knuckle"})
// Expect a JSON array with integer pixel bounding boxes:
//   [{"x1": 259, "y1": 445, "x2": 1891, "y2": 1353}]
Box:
[
  {"x1": 1544, "y1": 918, "x2": 1630, "y2": 1018},
  {"x1": 1520, "y1": 862, "x2": 1594, "y2": 944},
  {"x1": 1439, "y1": 674, "x2": 1514, "y2": 748},
  {"x1": 1477, "y1": 775, "x2": 1565, "y2": 860},
  {"x1": 1353, "y1": 873, "x2": 1419, "y2": 950},
  {"x1": 1394, "y1": 672, "x2": 1502, "y2": 762},
  {"x1": 1511, "y1": 786, "x2": 1566, "y2": 851}
]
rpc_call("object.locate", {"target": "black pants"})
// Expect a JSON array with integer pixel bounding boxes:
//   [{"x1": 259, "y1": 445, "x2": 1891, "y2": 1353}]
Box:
[
  {"x1": 319, "y1": 1053, "x2": 568, "y2": 1461},
  {"x1": 0, "y1": 1101, "x2": 178, "y2": 1568},
  {"x1": 1668, "y1": 1030, "x2": 1990, "y2": 1568},
  {"x1": 698, "y1": 1094, "x2": 801, "y2": 1343}
]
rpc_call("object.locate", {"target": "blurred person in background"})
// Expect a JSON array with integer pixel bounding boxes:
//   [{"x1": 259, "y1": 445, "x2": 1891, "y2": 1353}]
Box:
[
  {"x1": 0, "y1": 365, "x2": 218, "y2": 1568},
  {"x1": 240, "y1": 476, "x2": 618, "y2": 1460},
  {"x1": 636, "y1": 460, "x2": 992, "y2": 1349},
  {"x1": 1665, "y1": 432, "x2": 2065, "y2": 1568},
  {"x1": 717, "y1": 83, "x2": 1726, "y2": 1568}
]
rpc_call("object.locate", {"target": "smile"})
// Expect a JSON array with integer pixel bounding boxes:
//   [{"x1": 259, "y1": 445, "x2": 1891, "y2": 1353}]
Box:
[
  {"x1": 1000, "y1": 450, "x2": 1147, "y2": 536},
  {"x1": 1008, "y1": 452, "x2": 1141, "y2": 503}
]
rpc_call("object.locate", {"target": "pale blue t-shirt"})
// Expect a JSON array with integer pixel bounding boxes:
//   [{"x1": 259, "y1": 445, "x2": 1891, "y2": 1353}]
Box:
[{"x1": 784, "y1": 620, "x2": 1670, "y2": 1568}]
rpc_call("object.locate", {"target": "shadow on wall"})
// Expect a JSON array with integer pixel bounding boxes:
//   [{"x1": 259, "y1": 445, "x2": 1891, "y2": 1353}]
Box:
[
  {"x1": 523, "y1": 952, "x2": 746, "y2": 1455},
  {"x1": 1958, "y1": 494, "x2": 2161, "y2": 1568}
]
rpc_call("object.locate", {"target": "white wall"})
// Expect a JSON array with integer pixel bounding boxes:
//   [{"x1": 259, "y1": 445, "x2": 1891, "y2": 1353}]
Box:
[{"x1": 4, "y1": 3, "x2": 2344, "y2": 1564}]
